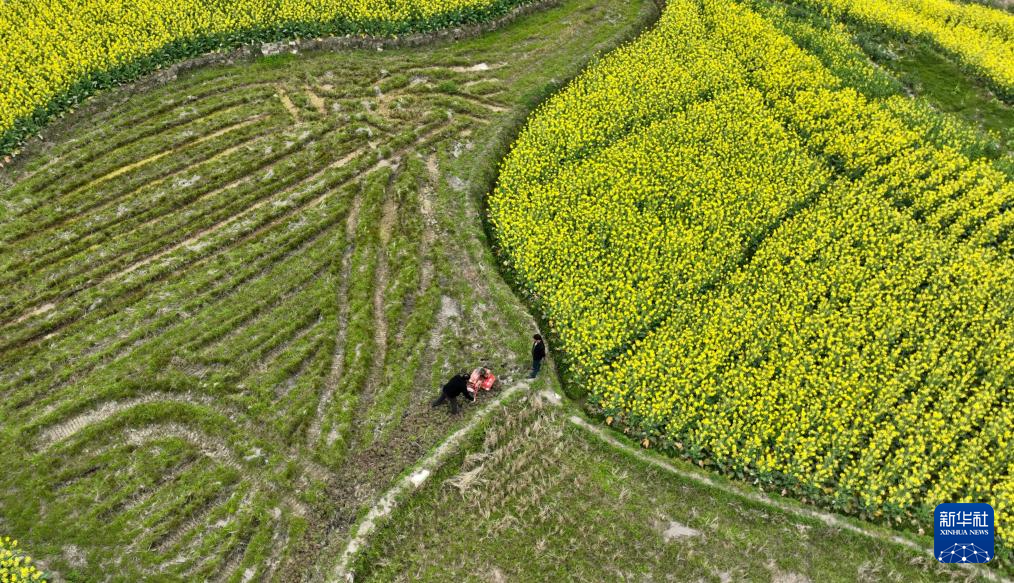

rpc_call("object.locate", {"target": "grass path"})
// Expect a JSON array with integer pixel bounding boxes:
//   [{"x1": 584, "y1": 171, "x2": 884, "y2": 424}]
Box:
[
  {"x1": 568, "y1": 415, "x2": 1010, "y2": 583},
  {"x1": 331, "y1": 379, "x2": 532, "y2": 582}
]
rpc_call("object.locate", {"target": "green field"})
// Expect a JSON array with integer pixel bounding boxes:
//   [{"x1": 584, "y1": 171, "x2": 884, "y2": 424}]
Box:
[
  {"x1": 0, "y1": 1, "x2": 655, "y2": 578},
  {"x1": 354, "y1": 394, "x2": 978, "y2": 582}
]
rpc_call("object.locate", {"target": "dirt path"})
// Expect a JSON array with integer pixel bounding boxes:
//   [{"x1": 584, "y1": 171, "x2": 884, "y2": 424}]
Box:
[
  {"x1": 329, "y1": 381, "x2": 1010, "y2": 583},
  {"x1": 305, "y1": 86, "x2": 329, "y2": 117},
  {"x1": 276, "y1": 87, "x2": 302, "y2": 123},
  {"x1": 419, "y1": 154, "x2": 440, "y2": 293},
  {"x1": 349, "y1": 187, "x2": 398, "y2": 444},
  {"x1": 330, "y1": 378, "x2": 532, "y2": 582},
  {"x1": 71, "y1": 114, "x2": 266, "y2": 198},
  {"x1": 108, "y1": 138, "x2": 362, "y2": 283},
  {"x1": 36, "y1": 391, "x2": 220, "y2": 449}
]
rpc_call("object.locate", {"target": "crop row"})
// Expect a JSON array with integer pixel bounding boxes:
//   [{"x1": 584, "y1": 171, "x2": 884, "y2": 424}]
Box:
[
  {"x1": 785, "y1": 0, "x2": 1014, "y2": 99},
  {"x1": 490, "y1": 0, "x2": 1013, "y2": 551}
]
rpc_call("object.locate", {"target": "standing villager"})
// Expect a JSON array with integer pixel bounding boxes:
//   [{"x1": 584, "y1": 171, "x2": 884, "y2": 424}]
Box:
[
  {"x1": 530, "y1": 334, "x2": 546, "y2": 378},
  {"x1": 431, "y1": 371, "x2": 475, "y2": 414}
]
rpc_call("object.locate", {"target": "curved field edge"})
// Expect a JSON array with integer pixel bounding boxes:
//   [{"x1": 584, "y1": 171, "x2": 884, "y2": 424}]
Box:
[
  {"x1": 746, "y1": 0, "x2": 1013, "y2": 175},
  {"x1": 488, "y1": 0, "x2": 1013, "y2": 571},
  {"x1": 0, "y1": 0, "x2": 548, "y2": 163},
  {"x1": 349, "y1": 392, "x2": 985, "y2": 582}
]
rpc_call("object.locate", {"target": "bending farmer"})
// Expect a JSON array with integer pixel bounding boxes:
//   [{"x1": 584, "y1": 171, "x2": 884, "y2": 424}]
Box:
[
  {"x1": 468, "y1": 367, "x2": 496, "y2": 393},
  {"x1": 431, "y1": 371, "x2": 475, "y2": 415}
]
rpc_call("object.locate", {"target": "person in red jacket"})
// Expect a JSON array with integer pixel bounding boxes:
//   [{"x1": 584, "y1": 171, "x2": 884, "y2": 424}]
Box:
[
  {"x1": 431, "y1": 371, "x2": 475, "y2": 414},
  {"x1": 468, "y1": 367, "x2": 496, "y2": 393}
]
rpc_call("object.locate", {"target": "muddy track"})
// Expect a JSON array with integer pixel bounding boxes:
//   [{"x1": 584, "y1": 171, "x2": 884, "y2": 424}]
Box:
[
  {"x1": 347, "y1": 166, "x2": 400, "y2": 448},
  {"x1": 421, "y1": 153, "x2": 441, "y2": 275},
  {"x1": 107, "y1": 138, "x2": 365, "y2": 284},
  {"x1": 276, "y1": 86, "x2": 303, "y2": 123},
  {"x1": 38, "y1": 388, "x2": 334, "y2": 486},
  {"x1": 9, "y1": 111, "x2": 266, "y2": 227},
  {"x1": 406, "y1": 155, "x2": 447, "y2": 412},
  {"x1": 0, "y1": 140, "x2": 370, "y2": 353},
  {"x1": 35, "y1": 391, "x2": 220, "y2": 449},
  {"x1": 121, "y1": 422, "x2": 313, "y2": 519},
  {"x1": 0, "y1": 117, "x2": 278, "y2": 282}
]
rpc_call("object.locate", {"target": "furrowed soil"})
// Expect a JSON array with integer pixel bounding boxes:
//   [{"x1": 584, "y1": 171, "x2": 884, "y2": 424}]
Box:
[
  {"x1": 353, "y1": 394, "x2": 992, "y2": 583},
  {"x1": 0, "y1": 0, "x2": 657, "y2": 580}
]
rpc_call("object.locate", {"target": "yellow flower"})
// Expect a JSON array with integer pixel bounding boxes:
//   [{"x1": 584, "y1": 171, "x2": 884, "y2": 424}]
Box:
[{"x1": 490, "y1": 0, "x2": 1014, "y2": 548}]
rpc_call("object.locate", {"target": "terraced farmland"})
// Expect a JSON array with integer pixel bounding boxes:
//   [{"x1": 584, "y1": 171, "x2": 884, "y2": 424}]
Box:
[
  {"x1": 354, "y1": 395, "x2": 964, "y2": 582},
  {"x1": 0, "y1": 0, "x2": 656, "y2": 579}
]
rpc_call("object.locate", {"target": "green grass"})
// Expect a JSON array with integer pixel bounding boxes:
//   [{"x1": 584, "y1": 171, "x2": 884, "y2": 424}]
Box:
[
  {"x1": 0, "y1": 0, "x2": 656, "y2": 579},
  {"x1": 764, "y1": 0, "x2": 1012, "y2": 171},
  {"x1": 353, "y1": 395, "x2": 986, "y2": 582},
  {"x1": 857, "y1": 37, "x2": 1012, "y2": 152}
]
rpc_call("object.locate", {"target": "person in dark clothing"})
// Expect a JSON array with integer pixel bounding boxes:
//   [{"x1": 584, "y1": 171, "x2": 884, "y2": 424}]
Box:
[
  {"x1": 431, "y1": 371, "x2": 475, "y2": 414},
  {"x1": 530, "y1": 334, "x2": 546, "y2": 378}
]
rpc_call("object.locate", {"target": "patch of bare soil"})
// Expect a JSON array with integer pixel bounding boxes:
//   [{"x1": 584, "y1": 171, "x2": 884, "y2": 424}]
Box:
[
  {"x1": 276, "y1": 86, "x2": 302, "y2": 123},
  {"x1": 417, "y1": 154, "x2": 440, "y2": 293},
  {"x1": 352, "y1": 186, "x2": 398, "y2": 444},
  {"x1": 305, "y1": 86, "x2": 328, "y2": 116},
  {"x1": 446, "y1": 62, "x2": 506, "y2": 73},
  {"x1": 767, "y1": 561, "x2": 813, "y2": 583},
  {"x1": 379, "y1": 196, "x2": 398, "y2": 246},
  {"x1": 659, "y1": 519, "x2": 701, "y2": 542},
  {"x1": 102, "y1": 115, "x2": 265, "y2": 191},
  {"x1": 104, "y1": 131, "x2": 338, "y2": 286},
  {"x1": 262, "y1": 512, "x2": 289, "y2": 580},
  {"x1": 36, "y1": 391, "x2": 218, "y2": 449},
  {"x1": 12, "y1": 301, "x2": 55, "y2": 326}
]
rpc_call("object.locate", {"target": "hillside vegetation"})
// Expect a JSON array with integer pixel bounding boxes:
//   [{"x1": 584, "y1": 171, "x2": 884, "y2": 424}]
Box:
[
  {"x1": 788, "y1": 0, "x2": 1014, "y2": 97},
  {"x1": 490, "y1": 0, "x2": 1013, "y2": 561}
]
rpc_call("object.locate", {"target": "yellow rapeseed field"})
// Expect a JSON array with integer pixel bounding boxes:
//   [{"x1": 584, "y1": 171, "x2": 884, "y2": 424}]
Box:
[
  {"x1": 0, "y1": 538, "x2": 45, "y2": 583},
  {"x1": 0, "y1": 0, "x2": 529, "y2": 151},
  {"x1": 491, "y1": 0, "x2": 1013, "y2": 547},
  {"x1": 787, "y1": 0, "x2": 1014, "y2": 96}
]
